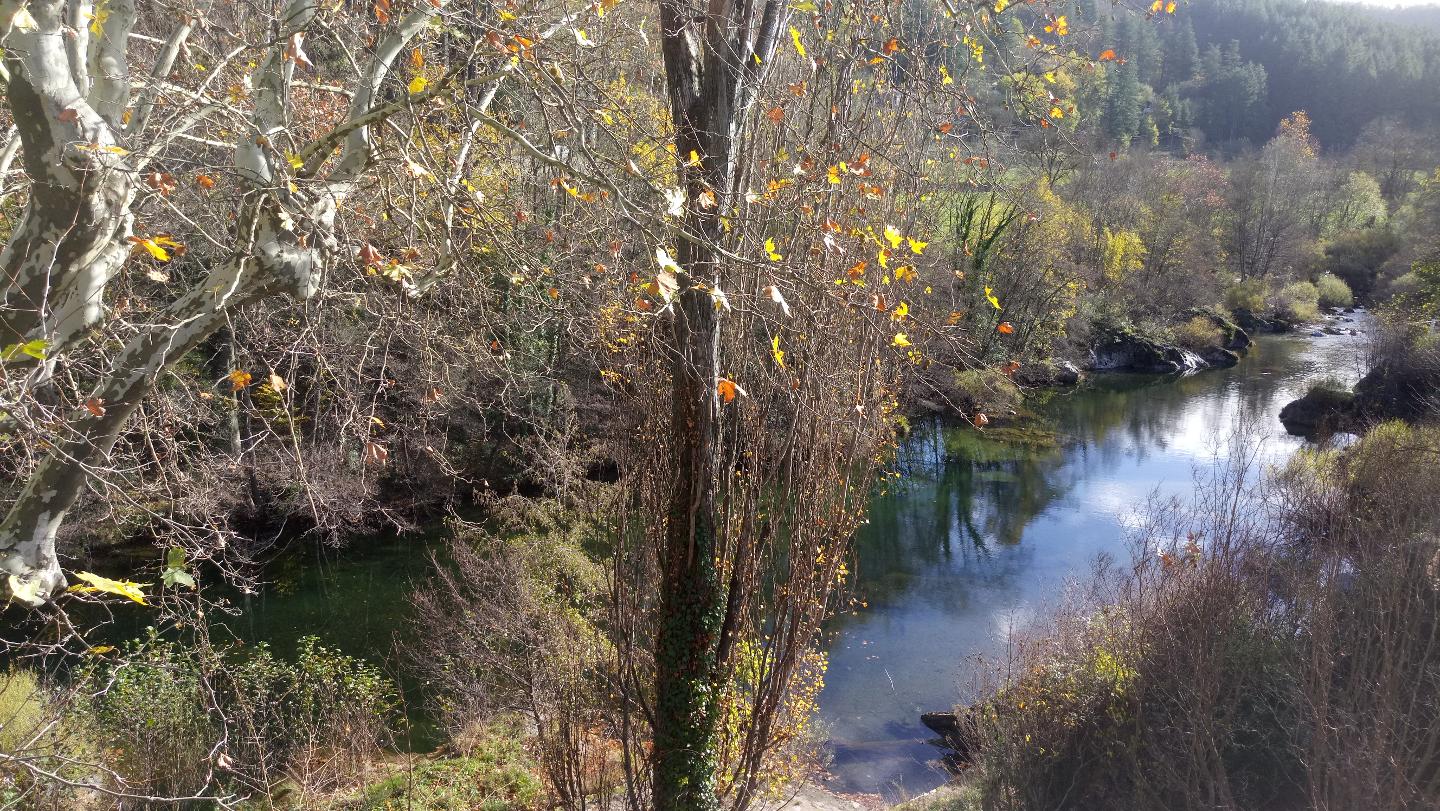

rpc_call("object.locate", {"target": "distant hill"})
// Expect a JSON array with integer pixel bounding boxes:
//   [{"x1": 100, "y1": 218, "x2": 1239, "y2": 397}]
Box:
[{"x1": 1083, "y1": 0, "x2": 1440, "y2": 148}]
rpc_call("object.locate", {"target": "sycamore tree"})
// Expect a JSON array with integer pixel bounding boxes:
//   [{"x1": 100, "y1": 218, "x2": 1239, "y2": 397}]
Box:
[{"x1": 0, "y1": 0, "x2": 462, "y2": 605}]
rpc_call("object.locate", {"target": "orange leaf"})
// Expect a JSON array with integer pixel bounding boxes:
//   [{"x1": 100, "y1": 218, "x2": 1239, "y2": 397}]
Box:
[
  {"x1": 196, "y1": 173, "x2": 216, "y2": 189},
  {"x1": 358, "y1": 242, "x2": 384, "y2": 266},
  {"x1": 84, "y1": 398, "x2": 106, "y2": 417},
  {"x1": 767, "y1": 106, "x2": 784, "y2": 124},
  {"x1": 997, "y1": 321, "x2": 1015, "y2": 334},
  {"x1": 974, "y1": 412, "x2": 990, "y2": 426},
  {"x1": 227, "y1": 370, "x2": 252, "y2": 392},
  {"x1": 1098, "y1": 49, "x2": 1117, "y2": 61},
  {"x1": 364, "y1": 441, "x2": 389, "y2": 466},
  {"x1": 717, "y1": 378, "x2": 747, "y2": 403}
]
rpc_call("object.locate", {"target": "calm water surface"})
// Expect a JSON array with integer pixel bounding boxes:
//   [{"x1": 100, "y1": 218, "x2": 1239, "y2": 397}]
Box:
[
  {"x1": 817, "y1": 326, "x2": 1370, "y2": 800},
  {"x1": 112, "y1": 324, "x2": 1370, "y2": 787}
]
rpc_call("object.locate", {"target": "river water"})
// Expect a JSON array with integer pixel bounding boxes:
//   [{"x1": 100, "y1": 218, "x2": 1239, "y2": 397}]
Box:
[
  {"x1": 817, "y1": 324, "x2": 1370, "y2": 800},
  {"x1": 105, "y1": 321, "x2": 1370, "y2": 793}
]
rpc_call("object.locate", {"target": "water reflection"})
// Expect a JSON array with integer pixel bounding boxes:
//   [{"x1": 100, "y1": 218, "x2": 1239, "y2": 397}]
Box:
[{"x1": 818, "y1": 329, "x2": 1370, "y2": 800}]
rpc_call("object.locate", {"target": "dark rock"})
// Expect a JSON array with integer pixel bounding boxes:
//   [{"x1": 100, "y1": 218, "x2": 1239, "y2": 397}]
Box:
[
  {"x1": 1351, "y1": 357, "x2": 1440, "y2": 424},
  {"x1": 922, "y1": 709, "x2": 980, "y2": 766},
  {"x1": 1234, "y1": 308, "x2": 1279, "y2": 334},
  {"x1": 1089, "y1": 328, "x2": 1204, "y2": 374},
  {"x1": 1185, "y1": 308, "x2": 1252, "y2": 351},
  {"x1": 1200, "y1": 346, "x2": 1241, "y2": 368},
  {"x1": 1280, "y1": 386, "x2": 1356, "y2": 438},
  {"x1": 1324, "y1": 326, "x2": 1344, "y2": 335}
]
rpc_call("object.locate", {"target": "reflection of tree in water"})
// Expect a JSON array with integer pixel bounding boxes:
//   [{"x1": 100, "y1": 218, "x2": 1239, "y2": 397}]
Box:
[
  {"x1": 848, "y1": 420, "x2": 1069, "y2": 609},
  {"x1": 847, "y1": 336, "x2": 1326, "y2": 613}
]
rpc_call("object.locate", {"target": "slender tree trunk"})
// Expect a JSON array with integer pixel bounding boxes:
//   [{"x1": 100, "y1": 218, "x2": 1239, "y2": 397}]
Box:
[
  {"x1": 653, "y1": 265, "x2": 724, "y2": 811},
  {"x1": 649, "y1": 0, "x2": 782, "y2": 803}
]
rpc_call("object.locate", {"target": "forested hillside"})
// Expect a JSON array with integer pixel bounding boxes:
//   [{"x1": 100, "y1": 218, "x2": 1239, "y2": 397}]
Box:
[{"x1": 1078, "y1": 0, "x2": 1440, "y2": 148}]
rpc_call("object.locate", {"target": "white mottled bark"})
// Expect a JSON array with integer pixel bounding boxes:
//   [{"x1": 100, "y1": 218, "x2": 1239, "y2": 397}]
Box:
[{"x1": 0, "y1": 0, "x2": 445, "y2": 606}]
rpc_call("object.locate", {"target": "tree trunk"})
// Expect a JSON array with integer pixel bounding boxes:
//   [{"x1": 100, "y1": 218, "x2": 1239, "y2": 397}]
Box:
[
  {"x1": 653, "y1": 268, "x2": 724, "y2": 811},
  {"x1": 649, "y1": 0, "x2": 783, "y2": 804}
]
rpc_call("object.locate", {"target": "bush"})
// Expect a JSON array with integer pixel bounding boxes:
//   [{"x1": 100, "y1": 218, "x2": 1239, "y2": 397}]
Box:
[
  {"x1": 1173, "y1": 316, "x2": 1223, "y2": 351},
  {"x1": 1224, "y1": 279, "x2": 1268, "y2": 315},
  {"x1": 966, "y1": 423, "x2": 1440, "y2": 810},
  {"x1": 0, "y1": 671, "x2": 106, "y2": 808},
  {"x1": 77, "y1": 630, "x2": 398, "y2": 803},
  {"x1": 354, "y1": 727, "x2": 541, "y2": 811},
  {"x1": 950, "y1": 368, "x2": 1023, "y2": 414},
  {"x1": 1315, "y1": 273, "x2": 1354, "y2": 308},
  {"x1": 1272, "y1": 280, "x2": 1321, "y2": 323}
]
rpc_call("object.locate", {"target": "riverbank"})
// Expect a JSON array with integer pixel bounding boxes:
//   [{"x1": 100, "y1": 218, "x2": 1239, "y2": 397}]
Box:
[{"x1": 818, "y1": 325, "x2": 1371, "y2": 800}]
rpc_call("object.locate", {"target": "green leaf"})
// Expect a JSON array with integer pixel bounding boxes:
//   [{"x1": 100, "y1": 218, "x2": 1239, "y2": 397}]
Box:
[
  {"x1": 163, "y1": 569, "x2": 196, "y2": 589},
  {"x1": 1, "y1": 339, "x2": 47, "y2": 362}
]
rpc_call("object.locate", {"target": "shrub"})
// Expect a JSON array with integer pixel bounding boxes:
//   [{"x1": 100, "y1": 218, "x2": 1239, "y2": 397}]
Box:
[
  {"x1": 966, "y1": 423, "x2": 1440, "y2": 811},
  {"x1": 1224, "y1": 279, "x2": 1268, "y2": 315},
  {"x1": 951, "y1": 368, "x2": 1022, "y2": 414},
  {"x1": 354, "y1": 727, "x2": 541, "y2": 811},
  {"x1": 0, "y1": 671, "x2": 106, "y2": 808},
  {"x1": 1315, "y1": 273, "x2": 1354, "y2": 309},
  {"x1": 1273, "y1": 280, "x2": 1321, "y2": 323},
  {"x1": 77, "y1": 630, "x2": 398, "y2": 803},
  {"x1": 1173, "y1": 316, "x2": 1223, "y2": 351}
]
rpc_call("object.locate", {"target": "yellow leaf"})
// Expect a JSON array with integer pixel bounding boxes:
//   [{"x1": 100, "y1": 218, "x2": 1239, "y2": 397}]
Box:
[
  {"x1": 286, "y1": 152, "x2": 304, "y2": 170},
  {"x1": 906, "y1": 237, "x2": 927, "y2": 255},
  {"x1": 127, "y1": 236, "x2": 175, "y2": 262},
  {"x1": 891, "y1": 301, "x2": 909, "y2": 321},
  {"x1": 883, "y1": 225, "x2": 903, "y2": 249},
  {"x1": 687, "y1": 149, "x2": 702, "y2": 166},
  {"x1": 894, "y1": 265, "x2": 918, "y2": 283},
  {"x1": 771, "y1": 334, "x2": 786, "y2": 368},
  {"x1": 790, "y1": 26, "x2": 807, "y2": 57},
  {"x1": 939, "y1": 65, "x2": 954, "y2": 85},
  {"x1": 1049, "y1": 106, "x2": 1065, "y2": 119},
  {"x1": 1166, "y1": 0, "x2": 1176, "y2": 11},
  {"x1": 765, "y1": 237, "x2": 783, "y2": 261},
  {"x1": 891, "y1": 332, "x2": 912, "y2": 348},
  {"x1": 69, "y1": 571, "x2": 149, "y2": 605},
  {"x1": 408, "y1": 75, "x2": 429, "y2": 94},
  {"x1": 985, "y1": 286, "x2": 1002, "y2": 310},
  {"x1": 87, "y1": 1, "x2": 110, "y2": 36}
]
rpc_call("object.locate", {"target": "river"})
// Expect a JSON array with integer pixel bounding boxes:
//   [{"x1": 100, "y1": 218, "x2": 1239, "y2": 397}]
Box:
[
  {"x1": 108, "y1": 321, "x2": 1370, "y2": 794},
  {"x1": 817, "y1": 323, "x2": 1370, "y2": 800}
]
